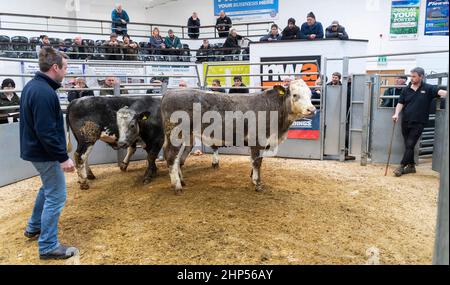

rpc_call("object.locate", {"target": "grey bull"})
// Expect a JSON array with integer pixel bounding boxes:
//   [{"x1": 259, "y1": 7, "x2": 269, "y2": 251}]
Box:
[{"x1": 160, "y1": 79, "x2": 316, "y2": 194}]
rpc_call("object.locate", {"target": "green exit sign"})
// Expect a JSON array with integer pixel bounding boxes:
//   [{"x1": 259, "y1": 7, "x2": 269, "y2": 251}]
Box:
[{"x1": 377, "y1": 56, "x2": 387, "y2": 65}]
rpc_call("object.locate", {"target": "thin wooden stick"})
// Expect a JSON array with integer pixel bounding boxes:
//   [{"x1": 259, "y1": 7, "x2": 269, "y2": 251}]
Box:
[{"x1": 385, "y1": 121, "x2": 397, "y2": 176}]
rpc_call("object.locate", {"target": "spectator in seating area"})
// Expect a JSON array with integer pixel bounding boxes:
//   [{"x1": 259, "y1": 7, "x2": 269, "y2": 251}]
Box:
[
  {"x1": 325, "y1": 20, "x2": 349, "y2": 40},
  {"x1": 210, "y1": 79, "x2": 226, "y2": 93},
  {"x1": 260, "y1": 24, "x2": 282, "y2": 41},
  {"x1": 0, "y1": 78, "x2": 20, "y2": 124},
  {"x1": 69, "y1": 36, "x2": 89, "y2": 60},
  {"x1": 164, "y1": 29, "x2": 182, "y2": 59},
  {"x1": 57, "y1": 41, "x2": 68, "y2": 53},
  {"x1": 36, "y1": 35, "x2": 52, "y2": 54},
  {"x1": 281, "y1": 18, "x2": 300, "y2": 40},
  {"x1": 299, "y1": 12, "x2": 324, "y2": 40},
  {"x1": 121, "y1": 34, "x2": 139, "y2": 61},
  {"x1": 327, "y1": 72, "x2": 342, "y2": 86},
  {"x1": 380, "y1": 76, "x2": 407, "y2": 108},
  {"x1": 197, "y1": 39, "x2": 212, "y2": 63},
  {"x1": 229, "y1": 76, "x2": 249, "y2": 94},
  {"x1": 216, "y1": 10, "x2": 232, "y2": 38},
  {"x1": 111, "y1": 3, "x2": 130, "y2": 35},
  {"x1": 187, "y1": 12, "x2": 201, "y2": 39},
  {"x1": 67, "y1": 77, "x2": 94, "y2": 102},
  {"x1": 100, "y1": 76, "x2": 128, "y2": 96},
  {"x1": 104, "y1": 33, "x2": 122, "y2": 60},
  {"x1": 149, "y1": 27, "x2": 166, "y2": 56},
  {"x1": 223, "y1": 28, "x2": 243, "y2": 57}
]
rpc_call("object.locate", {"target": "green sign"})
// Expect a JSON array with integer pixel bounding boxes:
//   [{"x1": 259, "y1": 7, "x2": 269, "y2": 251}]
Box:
[
  {"x1": 390, "y1": 6, "x2": 420, "y2": 40},
  {"x1": 377, "y1": 56, "x2": 388, "y2": 65}
]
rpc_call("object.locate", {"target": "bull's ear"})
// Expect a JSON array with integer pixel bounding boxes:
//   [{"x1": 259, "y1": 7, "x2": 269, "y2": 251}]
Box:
[
  {"x1": 139, "y1": 111, "x2": 151, "y2": 121},
  {"x1": 273, "y1": 85, "x2": 287, "y2": 96}
]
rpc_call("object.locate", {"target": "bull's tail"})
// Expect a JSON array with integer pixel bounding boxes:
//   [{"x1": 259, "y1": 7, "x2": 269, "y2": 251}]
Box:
[{"x1": 66, "y1": 105, "x2": 73, "y2": 153}]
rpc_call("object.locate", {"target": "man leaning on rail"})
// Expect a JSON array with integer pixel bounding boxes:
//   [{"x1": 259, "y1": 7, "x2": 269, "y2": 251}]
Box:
[{"x1": 391, "y1": 67, "x2": 447, "y2": 177}]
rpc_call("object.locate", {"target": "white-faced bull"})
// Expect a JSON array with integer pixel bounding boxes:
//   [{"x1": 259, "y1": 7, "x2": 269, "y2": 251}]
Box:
[
  {"x1": 160, "y1": 79, "x2": 316, "y2": 194},
  {"x1": 66, "y1": 96, "x2": 164, "y2": 190}
]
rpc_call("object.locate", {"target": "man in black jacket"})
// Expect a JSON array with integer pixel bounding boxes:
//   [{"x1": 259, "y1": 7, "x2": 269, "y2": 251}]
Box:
[
  {"x1": 187, "y1": 12, "x2": 201, "y2": 39},
  {"x1": 281, "y1": 18, "x2": 300, "y2": 40},
  {"x1": 392, "y1": 67, "x2": 447, "y2": 176},
  {"x1": 229, "y1": 76, "x2": 249, "y2": 94},
  {"x1": 223, "y1": 29, "x2": 243, "y2": 60},
  {"x1": 216, "y1": 10, "x2": 232, "y2": 38},
  {"x1": 325, "y1": 20, "x2": 349, "y2": 40},
  {"x1": 67, "y1": 77, "x2": 94, "y2": 102},
  {"x1": 19, "y1": 47, "x2": 78, "y2": 260}
]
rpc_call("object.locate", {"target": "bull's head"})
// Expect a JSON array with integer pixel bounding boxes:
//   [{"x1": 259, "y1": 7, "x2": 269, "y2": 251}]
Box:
[
  {"x1": 116, "y1": 106, "x2": 151, "y2": 148},
  {"x1": 274, "y1": 79, "x2": 316, "y2": 120}
]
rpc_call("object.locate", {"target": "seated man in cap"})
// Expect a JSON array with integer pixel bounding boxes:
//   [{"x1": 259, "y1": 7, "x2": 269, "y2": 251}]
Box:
[
  {"x1": 104, "y1": 33, "x2": 123, "y2": 60},
  {"x1": 298, "y1": 12, "x2": 324, "y2": 40},
  {"x1": 325, "y1": 20, "x2": 349, "y2": 40},
  {"x1": 281, "y1": 18, "x2": 300, "y2": 40}
]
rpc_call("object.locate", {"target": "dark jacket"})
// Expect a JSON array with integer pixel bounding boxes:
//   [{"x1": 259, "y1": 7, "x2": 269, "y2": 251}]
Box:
[
  {"x1": 104, "y1": 40, "x2": 122, "y2": 60},
  {"x1": 216, "y1": 16, "x2": 232, "y2": 37},
  {"x1": 381, "y1": 87, "x2": 402, "y2": 108},
  {"x1": 325, "y1": 25, "x2": 349, "y2": 40},
  {"x1": 260, "y1": 33, "x2": 282, "y2": 41},
  {"x1": 67, "y1": 87, "x2": 94, "y2": 102},
  {"x1": 299, "y1": 22, "x2": 324, "y2": 39},
  {"x1": 0, "y1": 92, "x2": 20, "y2": 124},
  {"x1": 69, "y1": 43, "x2": 88, "y2": 60},
  {"x1": 19, "y1": 72, "x2": 68, "y2": 163},
  {"x1": 223, "y1": 35, "x2": 242, "y2": 54},
  {"x1": 281, "y1": 26, "x2": 300, "y2": 40},
  {"x1": 121, "y1": 41, "x2": 139, "y2": 60},
  {"x1": 229, "y1": 83, "x2": 249, "y2": 94},
  {"x1": 197, "y1": 44, "x2": 213, "y2": 62},
  {"x1": 187, "y1": 17, "x2": 201, "y2": 39}
]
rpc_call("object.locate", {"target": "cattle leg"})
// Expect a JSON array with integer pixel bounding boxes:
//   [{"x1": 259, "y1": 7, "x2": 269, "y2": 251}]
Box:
[
  {"x1": 119, "y1": 144, "x2": 137, "y2": 172},
  {"x1": 142, "y1": 150, "x2": 158, "y2": 184},
  {"x1": 86, "y1": 165, "x2": 96, "y2": 180},
  {"x1": 164, "y1": 142, "x2": 185, "y2": 194},
  {"x1": 250, "y1": 147, "x2": 263, "y2": 192},
  {"x1": 211, "y1": 146, "x2": 220, "y2": 169},
  {"x1": 74, "y1": 144, "x2": 94, "y2": 190},
  {"x1": 178, "y1": 144, "x2": 193, "y2": 187}
]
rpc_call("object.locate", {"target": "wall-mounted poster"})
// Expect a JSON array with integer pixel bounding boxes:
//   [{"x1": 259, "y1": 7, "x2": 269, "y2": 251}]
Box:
[
  {"x1": 390, "y1": 0, "x2": 421, "y2": 40},
  {"x1": 425, "y1": 0, "x2": 449, "y2": 36},
  {"x1": 214, "y1": 0, "x2": 279, "y2": 22}
]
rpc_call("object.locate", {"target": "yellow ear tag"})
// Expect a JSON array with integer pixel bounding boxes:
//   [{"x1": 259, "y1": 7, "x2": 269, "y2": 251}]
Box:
[
  {"x1": 278, "y1": 89, "x2": 285, "y2": 96},
  {"x1": 142, "y1": 115, "x2": 148, "y2": 121}
]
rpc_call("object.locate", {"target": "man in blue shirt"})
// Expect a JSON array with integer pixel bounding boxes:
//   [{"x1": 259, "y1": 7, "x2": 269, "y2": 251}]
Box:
[
  {"x1": 298, "y1": 12, "x2": 324, "y2": 40},
  {"x1": 111, "y1": 3, "x2": 130, "y2": 35},
  {"x1": 20, "y1": 47, "x2": 78, "y2": 260}
]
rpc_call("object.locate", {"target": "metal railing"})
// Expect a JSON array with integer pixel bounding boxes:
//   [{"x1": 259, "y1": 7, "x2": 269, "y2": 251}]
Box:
[{"x1": 0, "y1": 13, "x2": 274, "y2": 40}]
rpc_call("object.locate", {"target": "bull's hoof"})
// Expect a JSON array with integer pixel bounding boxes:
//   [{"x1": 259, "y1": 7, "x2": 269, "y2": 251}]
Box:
[
  {"x1": 181, "y1": 180, "x2": 186, "y2": 187},
  {"x1": 212, "y1": 162, "x2": 219, "y2": 169},
  {"x1": 87, "y1": 173, "x2": 96, "y2": 180},
  {"x1": 174, "y1": 188, "x2": 183, "y2": 195},
  {"x1": 119, "y1": 162, "x2": 129, "y2": 172},
  {"x1": 79, "y1": 183, "x2": 90, "y2": 190},
  {"x1": 142, "y1": 177, "x2": 152, "y2": 184},
  {"x1": 255, "y1": 184, "x2": 264, "y2": 192}
]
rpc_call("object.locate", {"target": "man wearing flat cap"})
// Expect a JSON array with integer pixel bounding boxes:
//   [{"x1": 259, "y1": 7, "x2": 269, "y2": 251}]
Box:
[{"x1": 325, "y1": 20, "x2": 349, "y2": 40}]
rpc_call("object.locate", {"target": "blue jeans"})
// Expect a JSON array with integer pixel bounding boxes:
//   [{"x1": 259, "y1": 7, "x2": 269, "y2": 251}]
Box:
[{"x1": 27, "y1": 161, "x2": 67, "y2": 254}]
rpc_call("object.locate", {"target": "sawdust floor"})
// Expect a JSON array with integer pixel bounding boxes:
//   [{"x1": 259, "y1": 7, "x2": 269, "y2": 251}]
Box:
[{"x1": 0, "y1": 155, "x2": 440, "y2": 264}]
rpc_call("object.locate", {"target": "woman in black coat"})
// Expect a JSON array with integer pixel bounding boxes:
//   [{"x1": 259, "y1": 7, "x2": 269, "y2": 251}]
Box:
[{"x1": 67, "y1": 78, "x2": 94, "y2": 102}]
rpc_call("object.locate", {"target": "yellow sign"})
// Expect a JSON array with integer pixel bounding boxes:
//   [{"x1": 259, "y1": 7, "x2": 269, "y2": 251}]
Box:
[{"x1": 203, "y1": 63, "x2": 250, "y2": 88}]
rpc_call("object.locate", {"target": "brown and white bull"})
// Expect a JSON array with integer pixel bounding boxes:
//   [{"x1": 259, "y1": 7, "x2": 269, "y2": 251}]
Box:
[{"x1": 160, "y1": 79, "x2": 316, "y2": 194}]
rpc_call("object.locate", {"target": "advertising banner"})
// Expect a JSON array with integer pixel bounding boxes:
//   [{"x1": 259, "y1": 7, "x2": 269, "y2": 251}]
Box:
[
  {"x1": 214, "y1": 0, "x2": 279, "y2": 22},
  {"x1": 390, "y1": 0, "x2": 421, "y2": 40},
  {"x1": 425, "y1": 0, "x2": 449, "y2": 36}
]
